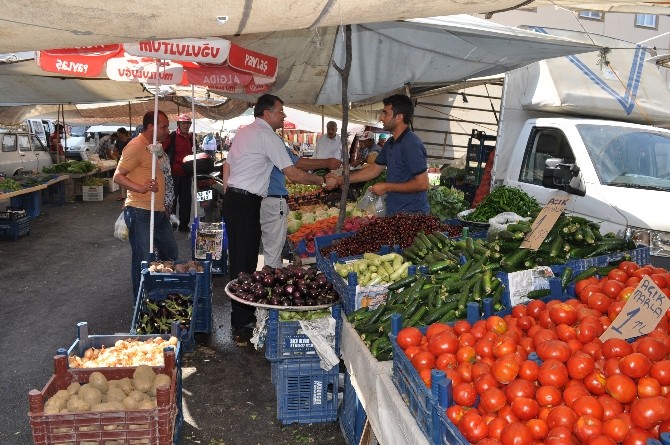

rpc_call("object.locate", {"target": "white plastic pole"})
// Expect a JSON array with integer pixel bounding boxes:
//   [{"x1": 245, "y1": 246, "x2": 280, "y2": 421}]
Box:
[
  {"x1": 149, "y1": 59, "x2": 160, "y2": 256},
  {"x1": 191, "y1": 83, "x2": 197, "y2": 229}
]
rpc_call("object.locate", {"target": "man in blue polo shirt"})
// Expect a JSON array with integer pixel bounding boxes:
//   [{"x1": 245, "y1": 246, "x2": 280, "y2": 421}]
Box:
[{"x1": 329, "y1": 94, "x2": 430, "y2": 216}]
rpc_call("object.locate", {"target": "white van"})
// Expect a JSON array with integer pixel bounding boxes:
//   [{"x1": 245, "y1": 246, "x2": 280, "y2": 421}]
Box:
[{"x1": 0, "y1": 130, "x2": 53, "y2": 176}]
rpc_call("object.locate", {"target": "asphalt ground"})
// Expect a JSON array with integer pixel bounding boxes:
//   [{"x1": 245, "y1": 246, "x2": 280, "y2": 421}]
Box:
[{"x1": 0, "y1": 188, "x2": 346, "y2": 445}]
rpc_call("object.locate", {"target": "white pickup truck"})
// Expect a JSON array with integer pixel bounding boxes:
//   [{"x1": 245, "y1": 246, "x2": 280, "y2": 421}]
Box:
[{"x1": 491, "y1": 28, "x2": 670, "y2": 268}]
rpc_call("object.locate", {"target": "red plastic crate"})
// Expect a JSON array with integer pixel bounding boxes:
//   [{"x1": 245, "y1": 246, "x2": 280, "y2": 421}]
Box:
[{"x1": 29, "y1": 351, "x2": 179, "y2": 445}]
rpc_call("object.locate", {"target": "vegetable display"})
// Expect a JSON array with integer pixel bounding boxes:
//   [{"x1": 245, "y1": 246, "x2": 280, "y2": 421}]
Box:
[
  {"x1": 427, "y1": 186, "x2": 468, "y2": 221},
  {"x1": 320, "y1": 213, "x2": 456, "y2": 258},
  {"x1": 464, "y1": 186, "x2": 540, "y2": 223},
  {"x1": 228, "y1": 265, "x2": 339, "y2": 307},
  {"x1": 334, "y1": 252, "x2": 411, "y2": 287},
  {"x1": 393, "y1": 260, "x2": 670, "y2": 445},
  {"x1": 147, "y1": 260, "x2": 205, "y2": 274},
  {"x1": 278, "y1": 308, "x2": 332, "y2": 321},
  {"x1": 43, "y1": 366, "x2": 170, "y2": 414},
  {"x1": 68, "y1": 337, "x2": 178, "y2": 368},
  {"x1": 136, "y1": 293, "x2": 193, "y2": 335},
  {"x1": 43, "y1": 160, "x2": 97, "y2": 174},
  {"x1": 0, "y1": 177, "x2": 22, "y2": 192}
]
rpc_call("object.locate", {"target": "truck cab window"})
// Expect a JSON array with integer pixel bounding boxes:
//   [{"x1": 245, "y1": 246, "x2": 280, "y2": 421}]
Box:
[
  {"x1": 2, "y1": 135, "x2": 17, "y2": 153},
  {"x1": 520, "y1": 131, "x2": 575, "y2": 185},
  {"x1": 18, "y1": 135, "x2": 31, "y2": 152}
]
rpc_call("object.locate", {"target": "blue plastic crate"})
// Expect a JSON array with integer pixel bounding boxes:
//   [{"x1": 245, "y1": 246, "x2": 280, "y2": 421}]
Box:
[
  {"x1": 131, "y1": 270, "x2": 202, "y2": 353},
  {"x1": 315, "y1": 232, "x2": 355, "y2": 279},
  {"x1": 273, "y1": 358, "x2": 340, "y2": 425},
  {"x1": 496, "y1": 265, "x2": 565, "y2": 311},
  {"x1": 142, "y1": 260, "x2": 213, "y2": 334},
  {"x1": 340, "y1": 372, "x2": 367, "y2": 445},
  {"x1": 265, "y1": 305, "x2": 342, "y2": 362},
  {"x1": 0, "y1": 213, "x2": 30, "y2": 241},
  {"x1": 10, "y1": 190, "x2": 41, "y2": 218},
  {"x1": 42, "y1": 180, "x2": 66, "y2": 206},
  {"x1": 565, "y1": 245, "x2": 650, "y2": 274}
]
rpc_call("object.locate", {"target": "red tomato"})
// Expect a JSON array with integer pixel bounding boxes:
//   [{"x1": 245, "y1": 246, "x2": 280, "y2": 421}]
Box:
[
  {"x1": 474, "y1": 373, "x2": 500, "y2": 396},
  {"x1": 563, "y1": 384, "x2": 591, "y2": 408},
  {"x1": 651, "y1": 360, "x2": 670, "y2": 385},
  {"x1": 576, "y1": 322, "x2": 600, "y2": 343},
  {"x1": 574, "y1": 414, "x2": 603, "y2": 444},
  {"x1": 602, "y1": 357, "x2": 622, "y2": 377},
  {"x1": 527, "y1": 418, "x2": 549, "y2": 441},
  {"x1": 486, "y1": 315, "x2": 508, "y2": 334},
  {"x1": 625, "y1": 276, "x2": 641, "y2": 287},
  {"x1": 601, "y1": 418, "x2": 629, "y2": 442},
  {"x1": 518, "y1": 360, "x2": 539, "y2": 381},
  {"x1": 546, "y1": 405, "x2": 578, "y2": 430},
  {"x1": 605, "y1": 374, "x2": 637, "y2": 404},
  {"x1": 622, "y1": 426, "x2": 654, "y2": 445},
  {"x1": 396, "y1": 326, "x2": 423, "y2": 349},
  {"x1": 457, "y1": 361, "x2": 473, "y2": 382},
  {"x1": 453, "y1": 382, "x2": 477, "y2": 407},
  {"x1": 471, "y1": 362, "x2": 492, "y2": 379},
  {"x1": 651, "y1": 273, "x2": 669, "y2": 289},
  {"x1": 637, "y1": 376, "x2": 662, "y2": 398},
  {"x1": 629, "y1": 396, "x2": 670, "y2": 429},
  {"x1": 446, "y1": 404, "x2": 465, "y2": 424},
  {"x1": 505, "y1": 378, "x2": 537, "y2": 403},
  {"x1": 618, "y1": 286, "x2": 636, "y2": 301},
  {"x1": 411, "y1": 350, "x2": 436, "y2": 372},
  {"x1": 487, "y1": 417, "x2": 507, "y2": 441},
  {"x1": 597, "y1": 394, "x2": 623, "y2": 421},
  {"x1": 587, "y1": 292, "x2": 611, "y2": 314},
  {"x1": 618, "y1": 261, "x2": 639, "y2": 276},
  {"x1": 494, "y1": 338, "x2": 518, "y2": 358},
  {"x1": 459, "y1": 410, "x2": 489, "y2": 443},
  {"x1": 510, "y1": 397, "x2": 539, "y2": 421},
  {"x1": 536, "y1": 385, "x2": 563, "y2": 407},
  {"x1": 536, "y1": 339, "x2": 572, "y2": 363},
  {"x1": 404, "y1": 345, "x2": 422, "y2": 360},
  {"x1": 607, "y1": 268, "x2": 629, "y2": 283},
  {"x1": 425, "y1": 322, "x2": 450, "y2": 340},
  {"x1": 567, "y1": 351, "x2": 596, "y2": 380},
  {"x1": 581, "y1": 284, "x2": 604, "y2": 302},
  {"x1": 588, "y1": 435, "x2": 617, "y2": 445},
  {"x1": 608, "y1": 300, "x2": 626, "y2": 321},
  {"x1": 546, "y1": 426, "x2": 575, "y2": 445},
  {"x1": 576, "y1": 277, "x2": 600, "y2": 298},
  {"x1": 459, "y1": 332, "x2": 476, "y2": 348},
  {"x1": 636, "y1": 336, "x2": 669, "y2": 361},
  {"x1": 419, "y1": 368, "x2": 432, "y2": 387},
  {"x1": 493, "y1": 355, "x2": 520, "y2": 384},
  {"x1": 532, "y1": 328, "x2": 558, "y2": 349},
  {"x1": 572, "y1": 395, "x2": 604, "y2": 419},
  {"x1": 479, "y1": 386, "x2": 506, "y2": 413},
  {"x1": 526, "y1": 300, "x2": 546, "y2": 319},
  {"x1": 632, "y1": 267, "x2": 653, "y2": 280},
  {"x1": 476, "y1": 339, "x2": 495, "y2": 359},
  {"x1": 538, "y1": 359, "x2": 569, "y2": 388},
  {"x1": 428, "y1": 330, "x2": 459, "y2": 357},
  {"x1": 435, "y1": 352, "x2": 457, "y2": 371},
  {"x1": 511, "y1": 304, "x2": 527, "y2": 318},
  {"x1": 500, "y1": 421, "x2": 533, "y2": 445},
  {"x1": 452, "y1": 320, "x2": 471, "y2": 335},
  {"x1": 583, "y1": 371, "x2": 607, "y2": 395},
  {"x1": 618, "y1": 352, "x2": 651, "y2": 379},
  {"x1": 601, "y1": 338, "x2": 634, "y2": 359},
  {"x1": 549, "y1": 303, "x2": 579, "y2": 326},
  {"x1": 601, "y1": 279, "x2": 624, "y2": 299}
]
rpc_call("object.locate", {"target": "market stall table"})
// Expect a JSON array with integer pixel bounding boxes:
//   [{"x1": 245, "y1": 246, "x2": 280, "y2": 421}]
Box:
[
  {"x1": 0, "y1": 174, "x2": 69, "y2": 217},
  {"x1": 340, "y1": 318, "x2": 430, "y2": 445},
  {"x1": 66, "y1": 160, "x2": 117, "y2": 200}
]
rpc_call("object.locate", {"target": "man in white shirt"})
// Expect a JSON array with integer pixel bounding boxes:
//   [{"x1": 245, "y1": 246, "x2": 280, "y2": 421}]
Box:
[{"x1": 314, "y1": 121, "x2": 342, "y2": 161}]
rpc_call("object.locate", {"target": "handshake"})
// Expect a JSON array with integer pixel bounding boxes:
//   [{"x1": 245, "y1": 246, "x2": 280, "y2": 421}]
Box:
[{"x1": 324, "y1": 172, "x2": 343, "y2": 190}]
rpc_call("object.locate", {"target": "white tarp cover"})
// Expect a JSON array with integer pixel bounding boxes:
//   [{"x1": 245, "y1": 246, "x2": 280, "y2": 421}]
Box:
[
  {"x1": 512, "y1": 27, "x2": 670, "y2": 125},
  {"x1": 0, "y1": 1, "x2": 667, "y2": 54}
]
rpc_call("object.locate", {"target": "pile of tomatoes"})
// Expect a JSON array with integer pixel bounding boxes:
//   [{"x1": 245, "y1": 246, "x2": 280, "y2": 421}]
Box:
[{"x1": 394, "y1": 261, "x2": 670, "y2": 445}]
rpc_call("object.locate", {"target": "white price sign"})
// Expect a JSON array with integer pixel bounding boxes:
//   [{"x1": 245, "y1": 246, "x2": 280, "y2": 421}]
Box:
[
  {"x1": 600, "y1": 276, "x2": 670, "y2": 341},
  {"x1": 197, "y1": 190, "x2": 213, "y2": 202}
]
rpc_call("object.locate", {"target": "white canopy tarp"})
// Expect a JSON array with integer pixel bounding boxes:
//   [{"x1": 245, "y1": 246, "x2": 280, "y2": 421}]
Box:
[{"x1": 0, "y1": 1, "x2": 667, "y2": 54}]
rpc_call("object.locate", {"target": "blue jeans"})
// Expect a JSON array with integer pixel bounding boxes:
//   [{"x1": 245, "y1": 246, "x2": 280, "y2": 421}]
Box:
[{"x1": 124, "y1": 206, "x2": 178, "y2": 302}]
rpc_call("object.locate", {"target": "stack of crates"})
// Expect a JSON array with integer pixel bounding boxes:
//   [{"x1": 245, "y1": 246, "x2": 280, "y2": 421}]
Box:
[
  {"x1": 266, "y1": 306, "x2": 343, "y2": 425},
  {"x1": 0, "y1": 207, "x2": 30, "y2": 241},
  {"x1": 464, "y1": 129, "x2": 496, "y2": 186}
]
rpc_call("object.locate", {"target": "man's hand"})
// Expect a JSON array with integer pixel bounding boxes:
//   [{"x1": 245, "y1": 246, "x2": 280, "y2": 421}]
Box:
[
  {"x1": 326, "y1": 172, "x2": 343, "y2": 187},
  {"x1": 324, "y1": 176, "x2": 339, "y2": 190},
  {"x1": 142, "y1": 179, "x2": 159, "y2": 194},
  {"x1": 325, "y1": 158, "x2": 342, "y2": 170},
  {"x1": 369, "y1": 182, "x2": 387, "y2": 196}
]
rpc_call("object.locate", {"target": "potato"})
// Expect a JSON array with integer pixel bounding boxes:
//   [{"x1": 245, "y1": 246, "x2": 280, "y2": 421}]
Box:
[
  {"x1": 78, "y1": 384, "x2": 102, "y2": 406},
  {"x1": 88, "y1": 371, "x2": 109, "y2": 393},
  {"x1": 116, "y1": 377, "x2": 134, "y2": 395},
  {"x1": 66, "y1": 396, "x2": 91, "y2": 413},
  {"x1": 53, "y1": 389, "x2": 72, "y2": 400},
  {"x1": 149, "y1": 374, "x2": 172, "y2": 396},
  {"x1": 138, "y1": 399, "x2": 156, "y2": 409},
  {"x1": 133, "y1": 365, "x2": 155, "y2": 393},
  {"x1": 67, "y1": 382, "x2": 81, "y2": 395},
  {"x1": 106, "y1": 386, "x2": 126, "y2": 403},
  {"x1": 91, "y1": 401, "x2": 124, "y2": 412},
  {"x1": 44, "y1": 396, "x2": 67, "y2": 414},
  {"x1": 122, "y1": 395, "x2": 140, "y2": 410}
]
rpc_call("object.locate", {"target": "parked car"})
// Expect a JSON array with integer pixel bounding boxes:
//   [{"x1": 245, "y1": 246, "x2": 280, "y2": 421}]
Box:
[
  {"x1": 63, "y1": 126, "x2": 95, "y2": 160},
  {"x1": 0, "y1": 130, "x2": 54, "y2": 176}
]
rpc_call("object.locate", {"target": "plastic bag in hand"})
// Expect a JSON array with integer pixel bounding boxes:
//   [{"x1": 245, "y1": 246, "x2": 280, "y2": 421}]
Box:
[
  {"x1": 114, "y1": 212, "x2": 129, "y2": 240},
  {"x1": 357, "y1": 188, "x2": 386, "y2": 217}
]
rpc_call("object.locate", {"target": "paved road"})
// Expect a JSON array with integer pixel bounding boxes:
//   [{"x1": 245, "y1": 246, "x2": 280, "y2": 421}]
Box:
[{"x1": 0, "y1": 190, "x2": 346, "y2": 445}]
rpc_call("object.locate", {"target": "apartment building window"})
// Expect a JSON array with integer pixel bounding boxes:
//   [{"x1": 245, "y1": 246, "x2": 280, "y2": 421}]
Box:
[
  {"x1": 578, "y1": 11, "x2": 604, "y2": 21},
  {"x1": 635, "y1": 14, "x2": 658, "y2": 29}
]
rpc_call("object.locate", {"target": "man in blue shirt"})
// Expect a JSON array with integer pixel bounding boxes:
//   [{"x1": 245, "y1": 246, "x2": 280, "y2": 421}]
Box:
[
  {"x1": 329, "y1": 94, "x2": 430, "y2": 216},
  {"x1": 261, "y1": 147, "x2": 341, "y2": 267}
]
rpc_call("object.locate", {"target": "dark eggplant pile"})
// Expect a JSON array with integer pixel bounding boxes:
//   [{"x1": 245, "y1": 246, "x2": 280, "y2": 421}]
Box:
[
  {"x1": 136, "y1": 293, "x2": 193, "y2": 334},
  {"x1": 229, "y1": 265, "x2": 338, "y2": 307}
]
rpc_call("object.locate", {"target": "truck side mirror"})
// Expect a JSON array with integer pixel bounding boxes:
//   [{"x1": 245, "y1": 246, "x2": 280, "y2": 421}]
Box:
[{"x1": 542, "y1": 158, "x2": 586, "y2": 196}]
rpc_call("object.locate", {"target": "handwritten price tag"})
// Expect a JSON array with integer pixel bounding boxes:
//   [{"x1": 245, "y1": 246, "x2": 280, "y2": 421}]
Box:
[
  {"x1": 520, "y1": 196, "x2": 570, "y2": 250},
  {"x1": 600, "y1": 276, "x2": 670, "y2": 341}
]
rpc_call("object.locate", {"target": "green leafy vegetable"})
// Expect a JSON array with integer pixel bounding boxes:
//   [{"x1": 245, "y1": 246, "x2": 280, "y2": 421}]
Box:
[
  {"x1": 466, "y1": 186, "x2": 540, "y2": 223},
  {"x1": 427, "y1": 186, "x2": 468, "y2": 221}
]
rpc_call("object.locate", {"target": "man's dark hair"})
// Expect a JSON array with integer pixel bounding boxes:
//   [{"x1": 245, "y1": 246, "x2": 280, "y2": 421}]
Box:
[
  {"x1": 142, "y1": 110, "x2": 168, "y2": 129},
  {"x1": 254, "y1": 94, "x2": 283, "y2": 118},
  {"x1": 383, "y1": 94, "x2": 414, "y2": 125},
  {"x1": 116, "y1": 127, "x2": 129, "y2": 135}
]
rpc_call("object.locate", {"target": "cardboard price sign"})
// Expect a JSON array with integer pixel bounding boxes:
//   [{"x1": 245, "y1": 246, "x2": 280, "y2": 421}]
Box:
[
  {"x1": 600, "y1": 276, "x2": 670, "y2": 341},
  {"x1": 520, "y1": 196, "x2": 570, "y2": 250}
]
